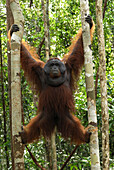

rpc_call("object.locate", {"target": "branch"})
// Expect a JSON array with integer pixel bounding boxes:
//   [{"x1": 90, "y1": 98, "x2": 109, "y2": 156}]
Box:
[
  {"x1": 26, "y1": 146, "x2": 46, "y2": 170},
  {"x1": 38, "y1": 37, "x2": 45, "y2": 56},
  {"x1": 60, "y1": 145, "x2": 79, "y2": 170},
  {"x1": 103, "y1": 0, "x2": 108, "y2": 19}
]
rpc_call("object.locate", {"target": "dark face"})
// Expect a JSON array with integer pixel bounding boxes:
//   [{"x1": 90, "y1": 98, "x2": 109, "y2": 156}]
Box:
[{"x1": 44, "y1": 58, "x2": 67, "y2": 86}]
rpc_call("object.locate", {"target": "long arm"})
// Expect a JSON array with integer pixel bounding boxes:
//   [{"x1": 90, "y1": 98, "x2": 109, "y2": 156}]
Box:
[
  {"x1": 20, "y1": 43, "x2": 45, "y2": 93},
  {"x1": 63, "y1": 16, "x2": 95, "y2": 87},
  {"x1": 8, "y1": 25, "x2": 45, "y2": 93}
]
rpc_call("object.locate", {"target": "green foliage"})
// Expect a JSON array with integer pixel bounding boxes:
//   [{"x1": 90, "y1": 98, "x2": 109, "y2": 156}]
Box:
[
  {"x1": 0, "y1": 0, "x2": 113, "y2": 169},
  {"x1": 0, "y1": 4, "x2": 11, "y2": 169}
]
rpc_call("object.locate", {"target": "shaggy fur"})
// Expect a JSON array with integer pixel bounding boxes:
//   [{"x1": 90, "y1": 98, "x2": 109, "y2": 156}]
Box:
[{"x1": 8, "y1": 17, "x2": 95, "y2": 145}]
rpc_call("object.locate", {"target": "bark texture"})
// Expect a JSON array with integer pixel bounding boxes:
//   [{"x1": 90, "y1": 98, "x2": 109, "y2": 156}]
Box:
[
  {"x1": 51, "y1": 128, "x2": 57, "y2": 170},
  {"x1": 9, "y1": 0, "x2": 24, "y2": 169},
  {"x1": 96, "y1": 0, "x2": 109, "y2": 169},
  {"x1": 41, "y1": 1, "x2": 57, "y2": 169},
  {"x1": 80, "y1": 0, "x2": 100, "y2": 169},
  {"x1": 6, "y1": 0, "x2": 14, "y2": 168},
  {"x1": 41, "y1": 0, "x2": 50, "y2": 60}
]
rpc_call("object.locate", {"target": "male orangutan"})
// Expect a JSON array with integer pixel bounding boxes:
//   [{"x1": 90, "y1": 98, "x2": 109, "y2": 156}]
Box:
[{"x1": 8, "y1": 15, "x2": 95, "y2": 145}]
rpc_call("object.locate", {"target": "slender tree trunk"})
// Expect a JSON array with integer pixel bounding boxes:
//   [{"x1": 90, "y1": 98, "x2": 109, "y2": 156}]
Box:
[
  {"x1": 41, "y1": 1, "x2": 57, "y2": 169},
  {"x1": 0, "y1": 20, "x2": 9, "y2": 170},
  {"x1": 6, "y1": 0, "x2": 14, "y2": 168},
  {"x1": 50, "y1": 128, "x2": 57, "y2": 170},
  {"x1": 46, "y1": 0, "x2": 50, "y2": 54},
  {"x1": 8, "y1": 0, "x2": 25, "y2": 169},
  {"x1": 80, "y1": 1, "x2": 100, "y2": 169},
  {"x1": 95, "y1": 0, "x2": 107, "y2": 99},
  {"x1": 96, "y1": 0, "x2": 109, "y2": 169},
  {"x1": 41, "y1": 0, "x2": 50, "y2": 60},
  {"x1": 42, "y1": 1, "x2": 52, "y2": 168}
]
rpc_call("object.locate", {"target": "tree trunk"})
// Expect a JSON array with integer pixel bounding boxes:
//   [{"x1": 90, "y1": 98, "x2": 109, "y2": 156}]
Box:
[
  {"x1": 96, "y1": 0, "x2": 109, "y2": 169},
  {"x1": 6, "y1": 0, "x2": 14, "y2": 168},
  {"x1": 50, "y1": 128, "x2": 57, "y2": 170},
  {"x1": 41, "y1": 1, "x2": 57, "y2": 169},
  {"x1": 8, "y1": 0, "x2": 25, "y2": 169},
  {"x1": 41, "y1": 0, "x2": 50, "y2": 60},
  {"x1": 80, "y1": 0, "x2": 100, "y2": 169}
]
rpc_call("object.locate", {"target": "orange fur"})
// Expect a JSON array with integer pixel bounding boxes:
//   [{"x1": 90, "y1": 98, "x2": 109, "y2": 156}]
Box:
[
  {"x1": 8, "y1": 29, "x2": 45, "y2": 68},
  {"x1": 8, "y1": 30, "x2": 11, "y2": 46},
  {"x1": 63, "y1": 29, "x2": 82, "y2": 61},
  {"x1": 63, "y1": 22, "x2": 95, "y2": 62},
  {"x1": 21, "y1": 85, "x2": 87, "y2": 145},
  {"x1": 8, "y1": 20, "x2": 95, "y2": 145},
  {"x1": 22, "y1": 41, "x2": 42, "y2": 63}
]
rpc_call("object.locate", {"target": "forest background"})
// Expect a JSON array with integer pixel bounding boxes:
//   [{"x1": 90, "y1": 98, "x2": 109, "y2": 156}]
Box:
[{"x1": 0, "y1": 0, "x2": 113, "y2": 169}]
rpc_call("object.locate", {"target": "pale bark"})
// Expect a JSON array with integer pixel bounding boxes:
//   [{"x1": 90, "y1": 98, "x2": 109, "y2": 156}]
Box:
[
  {"x1": 51, "y1": 128, "x2": 57, "y2": 170},
  {"x1": 80, "y1": 0, "x2": 100, "y2": 169},
  {"x1": 96, "y1": 0, "x2": 109, "y2": 169},
  {"x1": 9, "y1": 0, "x2": 24, "y2": 169}
]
